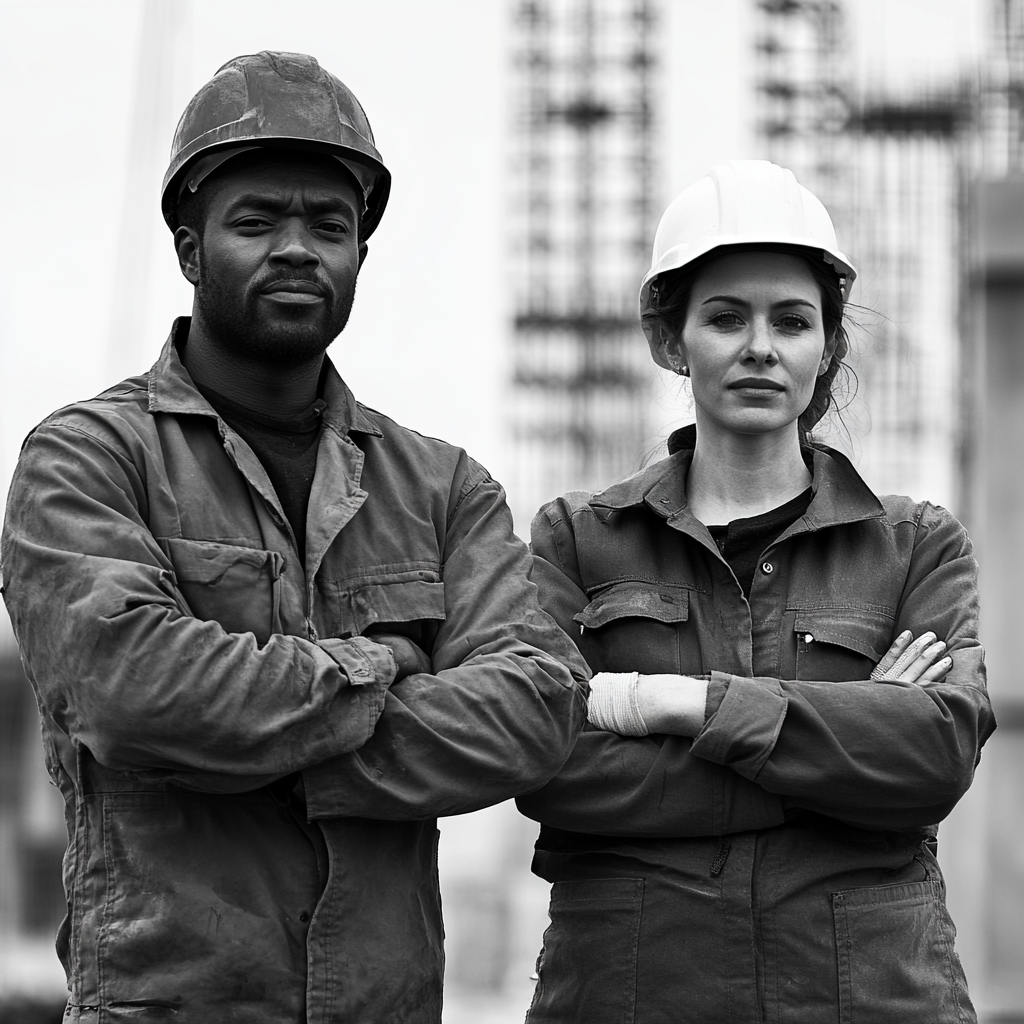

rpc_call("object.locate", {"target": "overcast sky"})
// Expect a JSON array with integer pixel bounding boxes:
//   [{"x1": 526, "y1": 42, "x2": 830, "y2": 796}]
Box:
[{"x1": 0, "y1": 0, "x2": 985, "y2": 518}]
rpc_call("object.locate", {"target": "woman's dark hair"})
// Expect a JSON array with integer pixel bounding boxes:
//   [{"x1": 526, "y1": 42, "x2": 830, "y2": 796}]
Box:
[{"x1": 641, "y1": 243, "x2": 850, "y2": 441}]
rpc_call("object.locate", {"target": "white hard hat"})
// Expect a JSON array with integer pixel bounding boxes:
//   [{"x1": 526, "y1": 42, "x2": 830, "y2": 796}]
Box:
[{"x1": 640, "y1": 160, "x2": 856, "y2": 368}]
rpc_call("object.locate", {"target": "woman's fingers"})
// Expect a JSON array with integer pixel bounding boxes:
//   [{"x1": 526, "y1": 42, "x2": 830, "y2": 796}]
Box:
[
  {"x1": 918, "y1": 655, "x2": 953, "y2": 683},
  {"x1": 898, "y1": 640, "x2": 947, "y2": 683},
  {"x1": 872, "y1": 630, "x2": 913, "y2": 678},
  {"x1": 871, "y1": 632, "x2": 948, "y2": 683}
]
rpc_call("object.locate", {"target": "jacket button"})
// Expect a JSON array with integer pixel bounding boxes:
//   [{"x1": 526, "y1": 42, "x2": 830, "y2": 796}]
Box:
[
  {"x1": 299, "y1": 911, "x2": 310, "y2": 923},
  {"x1": 761, "y1": 561, "x2": 774, "y2": 575}
]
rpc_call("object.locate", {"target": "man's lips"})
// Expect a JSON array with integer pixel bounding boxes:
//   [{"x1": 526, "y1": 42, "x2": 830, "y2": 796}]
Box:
[{"x1": 260, "y1": 281, "x2": 325, "y2": 303}]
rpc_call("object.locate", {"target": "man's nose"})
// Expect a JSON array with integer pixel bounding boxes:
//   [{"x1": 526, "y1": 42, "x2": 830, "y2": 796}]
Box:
[{"x1": 269, "y1": 223, "x2": 320, "y2": 268}]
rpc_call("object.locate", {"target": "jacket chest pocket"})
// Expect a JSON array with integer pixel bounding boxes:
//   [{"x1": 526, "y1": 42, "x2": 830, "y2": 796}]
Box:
[
  {"x1": 159, "y1": 538, "x2": 283, "y2": 646},
  {"x1": 322, "y1": 572, "x2": 446, "y2": 650},
  {"x1": 792, "y1": 608, "x2": 893, "y2": 682},
  {"x1": 574, "y1": 583, "x2": 692, "y2": 674}
]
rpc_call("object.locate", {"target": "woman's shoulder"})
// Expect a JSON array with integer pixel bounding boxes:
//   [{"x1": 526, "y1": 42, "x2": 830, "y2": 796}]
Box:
[
  {"x1": 874, "y1": 494, "x2": 974, "y2": 559},
  {"x1": 534, "y1": 455, "x2": 685, "y2": 527},
  {"x1": 875, "y1": 493, "x2": 966, "y2": 529}
]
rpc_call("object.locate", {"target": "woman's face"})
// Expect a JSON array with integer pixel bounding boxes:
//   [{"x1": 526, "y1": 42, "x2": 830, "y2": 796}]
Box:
[{"x1": 669, "y1": 251, "x2": 835, "y2": 440}]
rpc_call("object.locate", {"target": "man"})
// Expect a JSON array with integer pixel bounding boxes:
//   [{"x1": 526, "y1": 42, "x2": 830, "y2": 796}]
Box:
[{"x1": 1, "y1": 52, "x2": 587, "y2": 1024}]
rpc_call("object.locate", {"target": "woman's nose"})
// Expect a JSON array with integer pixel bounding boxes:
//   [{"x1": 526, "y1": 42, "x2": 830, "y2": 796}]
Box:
[{"x1": 743, "y1": 321, "x2": 778, "y2": 364}]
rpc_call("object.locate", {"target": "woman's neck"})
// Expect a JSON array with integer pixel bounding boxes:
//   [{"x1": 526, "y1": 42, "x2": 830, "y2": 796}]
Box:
[{"x1": 686, "y1": 417, "x2": 812, "y2": 526}]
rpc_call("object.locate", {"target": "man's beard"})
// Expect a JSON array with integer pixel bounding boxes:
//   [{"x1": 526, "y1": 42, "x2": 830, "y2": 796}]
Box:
[{"x1": 195, "y1": 263, "x2": 356, "y2": 365}]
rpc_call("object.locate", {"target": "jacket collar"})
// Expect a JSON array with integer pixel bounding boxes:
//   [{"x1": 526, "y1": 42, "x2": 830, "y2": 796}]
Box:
[
  {"x1": 147, "y1": 317, "x2": 383, "y2": 439},
  {"x1": 590, "y1": 422, "x2": 885, "y2": 533}
]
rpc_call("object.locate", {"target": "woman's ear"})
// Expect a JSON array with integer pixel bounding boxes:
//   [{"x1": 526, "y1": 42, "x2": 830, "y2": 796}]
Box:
[
  {"x1": 818, "y1": 331, "x2": 838, "y2": 375},
  {"x1": 662, "y1": 326, "x2": 688, "y2": 374},
  {"x1": 174, "y1": 226, "x2": 201, "y2": 286}
]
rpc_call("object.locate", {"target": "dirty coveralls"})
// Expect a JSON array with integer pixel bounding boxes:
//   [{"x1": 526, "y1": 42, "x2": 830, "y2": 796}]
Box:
[
  {"x1": 1, "y1": 319, "x2": 588, "y2": 1024},
  {"x1": 519, "y1": 425, "x2": 995, "y2": 1024}
]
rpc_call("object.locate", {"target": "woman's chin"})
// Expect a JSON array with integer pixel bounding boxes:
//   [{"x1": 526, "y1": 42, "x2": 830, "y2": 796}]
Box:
[{"x1": 703, "y1": 411, "x2": 800, "y2": 439}]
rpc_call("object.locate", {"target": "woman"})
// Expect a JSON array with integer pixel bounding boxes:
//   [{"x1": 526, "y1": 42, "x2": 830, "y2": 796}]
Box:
[{"x1": 518, "y1": 161, "x2": 995, "y2": 1024}]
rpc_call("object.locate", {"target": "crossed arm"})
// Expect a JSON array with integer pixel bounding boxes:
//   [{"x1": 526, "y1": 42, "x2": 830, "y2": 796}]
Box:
[
  {"x1": 595, "y1": 628, "x2": 954, "y2": 739},
  {"x1": 518, "y1": 500, "x2": 995, "y2": 836}
]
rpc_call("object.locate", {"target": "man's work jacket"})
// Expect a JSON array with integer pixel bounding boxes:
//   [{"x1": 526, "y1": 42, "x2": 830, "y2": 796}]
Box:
[{"x1": 1, "y1": 319, "x2": 588, "y2": 1024}]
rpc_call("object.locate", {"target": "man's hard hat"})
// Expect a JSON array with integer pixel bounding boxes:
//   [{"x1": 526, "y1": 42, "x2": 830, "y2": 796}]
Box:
[
  {"x1": 639, "y1": 160, "x2": 856, "y2": 367},
  {"x1": 162, "y1": 51, "x2": 391, "y2": 238}
]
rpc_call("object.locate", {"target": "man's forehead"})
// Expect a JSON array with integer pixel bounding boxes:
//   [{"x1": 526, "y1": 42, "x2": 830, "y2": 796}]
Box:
[{"x1": 210, "y1": 154, "x2": 363, "y2": 209}]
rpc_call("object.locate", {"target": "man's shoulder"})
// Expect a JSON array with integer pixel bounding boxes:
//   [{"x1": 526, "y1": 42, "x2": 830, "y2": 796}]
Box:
[
  {"x1": 355, "y1": 402, "x2": 491, "y2": 488},
  {"x1": 26, "y1": 373, "x2": 153, "y2": 451}
]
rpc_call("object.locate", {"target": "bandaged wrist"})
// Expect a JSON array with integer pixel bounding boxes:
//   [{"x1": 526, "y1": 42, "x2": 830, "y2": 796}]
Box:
[{"x1": 587, "y1": 672, "x2": 650, "y2": 736}]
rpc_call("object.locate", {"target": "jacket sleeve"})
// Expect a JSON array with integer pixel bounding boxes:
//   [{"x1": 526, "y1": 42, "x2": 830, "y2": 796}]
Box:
[
  {"x1": 689, "y1": 503, "x2": 995, "y2": 830},
  {"x1": 1, "y1": 422, "x2": 396, "y2": 789},
  {"x1": 301, "y1": 462, "x2": 590, "y2": 821},
  {"x1": 515, "y1": 499, "x2": 787, "y2": 838}
]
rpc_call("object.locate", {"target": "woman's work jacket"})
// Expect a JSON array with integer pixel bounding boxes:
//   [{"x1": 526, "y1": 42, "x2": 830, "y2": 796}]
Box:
[{"x1": 518, "y1": 425, "x2": 995, "y2": 1024}]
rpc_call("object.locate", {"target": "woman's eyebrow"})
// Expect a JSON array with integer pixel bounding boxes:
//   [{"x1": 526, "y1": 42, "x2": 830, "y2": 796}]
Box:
[{"x1": 699, "y1": 295, "x2": 818, "y2": 310}]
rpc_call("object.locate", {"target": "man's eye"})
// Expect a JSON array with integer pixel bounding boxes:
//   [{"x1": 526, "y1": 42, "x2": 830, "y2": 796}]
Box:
[
  {"x1": 236, "y1": 217, "x2": 271, "y2": 229},
  {"x1": 316, "y1": 221, "x2": 349, "y2": 235}
]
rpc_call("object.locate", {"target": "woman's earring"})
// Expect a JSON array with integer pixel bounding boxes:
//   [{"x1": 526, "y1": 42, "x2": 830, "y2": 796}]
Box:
[{"x1": 680, "y1": 364, "x2": 689, "y2": 377}]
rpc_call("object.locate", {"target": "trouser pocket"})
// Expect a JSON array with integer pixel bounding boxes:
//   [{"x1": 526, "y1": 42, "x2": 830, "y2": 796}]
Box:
[
  {"x1": 527, "y1": 877, "x2": 643, "y2": 1024},
  {"x1": 832, "y1": 879, "x2": 975, "y2": 1024}
]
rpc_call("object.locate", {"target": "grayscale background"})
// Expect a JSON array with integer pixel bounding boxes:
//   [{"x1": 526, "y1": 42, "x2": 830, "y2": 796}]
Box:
[{"x1": 1, "y1": 1, "x2": 1021, "y2": 1021}]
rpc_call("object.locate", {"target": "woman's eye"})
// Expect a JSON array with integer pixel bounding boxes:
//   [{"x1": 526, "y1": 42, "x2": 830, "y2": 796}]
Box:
[
  {"x1": 777, "y1": 315, "x2": 811, "y2": 331},
  {"x1": 709, "y1": 311, "x2": 743, "y2": 327}
]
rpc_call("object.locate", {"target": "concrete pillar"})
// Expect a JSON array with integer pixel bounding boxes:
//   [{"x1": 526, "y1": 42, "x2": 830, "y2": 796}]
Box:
[{"x1": 954, "y1": 175, "x2": 1024, "y2": 1021}]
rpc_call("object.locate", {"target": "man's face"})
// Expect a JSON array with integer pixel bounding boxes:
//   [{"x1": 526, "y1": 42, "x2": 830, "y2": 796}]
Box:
[{"x1": 182, "y1": 152, "x2": 365, "y2": 364}]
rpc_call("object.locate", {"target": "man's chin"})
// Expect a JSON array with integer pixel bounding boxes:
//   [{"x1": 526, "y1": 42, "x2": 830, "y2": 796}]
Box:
[{"x1": 243, "y1": 329, "x2": 336, "y2": 365}]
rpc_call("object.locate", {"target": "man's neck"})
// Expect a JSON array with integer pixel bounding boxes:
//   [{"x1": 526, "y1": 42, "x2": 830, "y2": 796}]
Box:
[
  {"x1": 686, "y1": 417, "x2": 811, "y2": 526},
  {"x1": 182, "y1": 316, "x2": 325, "y2": 418}
]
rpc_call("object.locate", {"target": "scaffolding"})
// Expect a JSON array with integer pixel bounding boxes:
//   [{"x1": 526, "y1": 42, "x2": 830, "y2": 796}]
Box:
[
  {"x1": 754, "y1": 0, "x2": 965, "y2": 506},
  {"x1": 507, "y1": 0, "x2": 660, "y2": 528},
  {"x1": 754, "y1": 0, "x2": 850, "y2": 217}
]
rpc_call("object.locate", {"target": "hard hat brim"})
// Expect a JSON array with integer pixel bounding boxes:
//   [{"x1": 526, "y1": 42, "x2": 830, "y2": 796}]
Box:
[
  {"x1": 639, "y1": 238, "x2": 857, "y2": 370},
  {"x1": 161, "y1": 135, "x2": 391, "y2": 238}
]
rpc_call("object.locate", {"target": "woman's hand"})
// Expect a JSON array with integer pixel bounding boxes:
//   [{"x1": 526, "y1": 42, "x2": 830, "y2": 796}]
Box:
[
  {"x1": 587, "y1": 672, "x2": 708, "y2": 737},
  {"x1": 870, "y1": 630, "x2": 951, "y2": 683},
  {"x1": 636, "y1": 675, "x2": 708, "y2": 736}
]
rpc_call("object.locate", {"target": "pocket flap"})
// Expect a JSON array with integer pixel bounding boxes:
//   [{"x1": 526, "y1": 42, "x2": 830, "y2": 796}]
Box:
[
  {"x1": 574, "y1": 584, "x2": 689, "y2": 630},
  {"x1": 158, "y1": 538, "x2": 280, "y2": 585},
  {"x1": 349, "y1": 580, "x2": 446, "y2": 632},
  {"x1": 794, "y1": 608, "x2": 893, "y2": 661}
]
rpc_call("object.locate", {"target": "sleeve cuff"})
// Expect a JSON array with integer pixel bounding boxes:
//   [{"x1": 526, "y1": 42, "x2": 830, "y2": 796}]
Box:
[
  {"x1": 319, "y1": 635, "x2": 398, "y2": 687},
  {"x1": 689, "y1": 671, "x2": 788, "y2": 780}
]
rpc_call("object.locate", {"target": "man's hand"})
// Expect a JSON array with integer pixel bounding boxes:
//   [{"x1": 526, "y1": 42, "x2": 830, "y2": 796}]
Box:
[
  {"x1": 871, "y1": 630, "x2": 951, "y2": 683},
  {"x1": 366, "y1": 632, "x2": 432, "y2": 682}
]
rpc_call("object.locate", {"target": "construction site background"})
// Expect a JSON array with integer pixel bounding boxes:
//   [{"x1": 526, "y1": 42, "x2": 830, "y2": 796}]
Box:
[{"x1": 1, "y1": 1, "x2": 1022, "y2": 1022}]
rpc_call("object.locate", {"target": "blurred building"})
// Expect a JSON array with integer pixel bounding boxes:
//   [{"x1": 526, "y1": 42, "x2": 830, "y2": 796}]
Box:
[
  {"x1": 444, "y1": 3, "x2": 666, "y2": 1020},
  {"x1": 754, "y1": 0, "x2": 1024, "y2": 1018},
  {"x1": 505, "y1": 0, "x2": 662, "y2": 530},
  {"x1": 0, "y1": 615, "x2": 67, "y2": 1014}
]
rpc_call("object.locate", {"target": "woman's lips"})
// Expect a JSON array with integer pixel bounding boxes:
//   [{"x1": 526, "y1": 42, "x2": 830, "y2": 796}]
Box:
[{"x1": 727, "y1": 378, "x2": 786, "y2": 396}]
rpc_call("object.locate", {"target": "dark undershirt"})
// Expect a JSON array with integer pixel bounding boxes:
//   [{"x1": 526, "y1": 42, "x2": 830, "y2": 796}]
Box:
[
  {"x1": 706, "y1": 487, "x2": 813, "y2": 598},
  {"x1": 195, "y1": 382, "x2": 325, "y2": 562}
]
